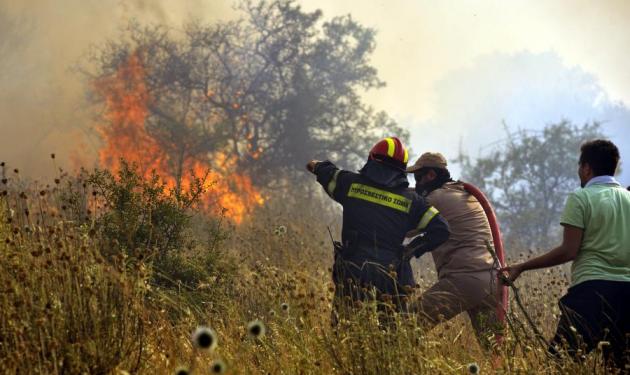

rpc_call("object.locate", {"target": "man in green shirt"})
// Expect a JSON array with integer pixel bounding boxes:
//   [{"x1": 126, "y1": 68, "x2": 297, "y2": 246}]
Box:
[{"x1": 501, "y1": 139, "x2": 629, "y2": 368}]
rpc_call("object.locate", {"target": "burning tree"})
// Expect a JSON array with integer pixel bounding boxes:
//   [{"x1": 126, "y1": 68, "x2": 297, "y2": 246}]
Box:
[
  {"x1": 93, "y1": 49, "x2": 263, "y2": 223},
  {"x1": 88, "y1": 0, "x2": 406, "y2": 221}
]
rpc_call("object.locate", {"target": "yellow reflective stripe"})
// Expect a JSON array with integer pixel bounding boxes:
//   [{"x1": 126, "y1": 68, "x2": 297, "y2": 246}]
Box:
[
  {"x1": 417, "y1": 206, "x2": 439, "y2": 229},
  {"x1": 347, "y1": 183, "x2": 411, "y2": 213},
  {"x1": 385, "y1": 138, "x2": 395, "y2": 158},
  {"x1": 403, "y1": 148, "x2": 409, "y2": 163},
  {"x1": 327, "y1": 170, "x2": 341, "y2": 197}
]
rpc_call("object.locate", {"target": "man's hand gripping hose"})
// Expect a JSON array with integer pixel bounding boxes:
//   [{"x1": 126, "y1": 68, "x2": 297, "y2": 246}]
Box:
[{"x1": 486, "y1": 240, "x2": 549, "y2": 349}]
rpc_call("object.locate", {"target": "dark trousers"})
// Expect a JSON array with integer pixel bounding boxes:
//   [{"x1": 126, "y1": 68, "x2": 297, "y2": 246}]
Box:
[
  {"x1": 331, "y1": 256, "x2": 411, "y2": 327},
  {"x1": 549, "y1": 279, "x2": 630, "y2": 368}
]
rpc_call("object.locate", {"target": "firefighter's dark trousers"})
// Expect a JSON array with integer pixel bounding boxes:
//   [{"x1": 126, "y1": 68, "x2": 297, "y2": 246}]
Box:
[{"x1": 331, "y1": 256, "x2": 411, "y2": 327}]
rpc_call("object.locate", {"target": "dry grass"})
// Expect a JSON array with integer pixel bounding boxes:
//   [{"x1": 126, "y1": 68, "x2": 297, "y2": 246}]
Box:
[{"x1": 0, "y1": 168, "x2": 623, "y2": 374}]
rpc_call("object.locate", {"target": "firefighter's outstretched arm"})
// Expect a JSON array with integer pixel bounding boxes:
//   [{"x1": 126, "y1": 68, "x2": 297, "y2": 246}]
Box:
[
  {"x1": 306, "y1": 159, "x2": 347, "y2": 203},
  {"x1": 306, "y1": 160, "x2": 320, "y2": 173},
  {"x1": 404, "y1": 207, "x2": 450, "y2": 258}
]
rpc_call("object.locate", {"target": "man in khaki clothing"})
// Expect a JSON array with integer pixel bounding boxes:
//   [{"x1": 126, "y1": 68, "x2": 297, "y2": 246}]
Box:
[{"x1": 407, "y1": 152, "x2": 500, "y2": 348}]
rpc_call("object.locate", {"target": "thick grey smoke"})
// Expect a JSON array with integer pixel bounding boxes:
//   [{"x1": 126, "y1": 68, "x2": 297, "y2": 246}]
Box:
[
  {"x1": 409, "y1": 51, "x2": 630, "y2": 185},
  {"x1": 0, "y1": 0, "x2": 235, "y2": 177}
]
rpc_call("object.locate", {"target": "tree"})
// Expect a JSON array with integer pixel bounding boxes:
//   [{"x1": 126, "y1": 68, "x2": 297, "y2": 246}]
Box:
[
  {"x1": 457, "y1": 121, "x2": 604, "y2": 251},
  {"x1": 88, "y1": 0, "x2": 407, "y2": 190}
]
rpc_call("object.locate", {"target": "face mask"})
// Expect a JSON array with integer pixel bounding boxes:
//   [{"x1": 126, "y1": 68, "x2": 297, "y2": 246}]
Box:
[
  {"x1": 414, "y1": 182, "x2": 429, "y2": 197},
  {"x1": 415, "y1": 172, "x2": 451, "y2": 196}
]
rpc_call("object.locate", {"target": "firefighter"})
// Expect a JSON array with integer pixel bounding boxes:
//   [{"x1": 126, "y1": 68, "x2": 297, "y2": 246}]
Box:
[
  {"x1": 306, "y1": 137, "x2": 449, "y2": 319},
  {"x1": 406, "y1": 152, "x2": 502, "y2": 349}
]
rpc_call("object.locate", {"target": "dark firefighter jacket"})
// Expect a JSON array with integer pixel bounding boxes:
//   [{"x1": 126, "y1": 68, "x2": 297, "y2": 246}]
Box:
[{"x1": 314, "y1": 160, "x2": 450, "y2": 295}]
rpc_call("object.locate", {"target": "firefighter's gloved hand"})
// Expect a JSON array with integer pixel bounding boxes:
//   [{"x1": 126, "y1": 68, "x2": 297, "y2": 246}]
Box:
[
  {"x1": 402, "y1": 229, "x2": 429, "y2": 258},
  {"x1": 306, "y1": 160, "x2": 321, "y2": 174}
]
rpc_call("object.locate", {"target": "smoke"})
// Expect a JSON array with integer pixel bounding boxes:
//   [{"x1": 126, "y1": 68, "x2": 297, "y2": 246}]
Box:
[
  {"x1": 408, "y1": 51, "x2": 630, "y2": 185},
  {"x1": 0, "y1": 0, "x2": 235, "y2": 177},
  {"x1": 3, "y1": 0, "x2": 629, "y2": 186}
]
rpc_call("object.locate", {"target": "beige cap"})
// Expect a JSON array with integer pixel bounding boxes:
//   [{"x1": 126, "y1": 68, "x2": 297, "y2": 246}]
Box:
[{"x1": 406, "y1": 152, "x2": 448, "y2": 173}]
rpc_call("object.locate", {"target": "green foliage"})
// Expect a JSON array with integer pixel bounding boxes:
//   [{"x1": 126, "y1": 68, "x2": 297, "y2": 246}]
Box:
[
  {"x1": 86, "y1": 160, "x2": 201, "y2": 260},
  {"x1": 85, "y1": 160, "x2": 235, "y2": 293},
  {"x1": 458, "y1": 121, "x2": 604, "y2": 250}
]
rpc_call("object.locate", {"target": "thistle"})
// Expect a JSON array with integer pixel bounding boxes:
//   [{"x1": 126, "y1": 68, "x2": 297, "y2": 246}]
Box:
[
  {"x1": 274, "y1": 225, "x2": 287, "y2": 236},
  {"x1": 210, "y1": 359, "x2": 227, "y2": 374},
  {"x1": 596, "y1": 341, "x2": 610, "y2": 351},
  {"x1": 247, "y1": 319, "x2": 266, "y2": 339},
  {"x1": 192, "y1": 326, "x2": 218, "y2": 351},
  {"x1": 467, "y1": 362, "x2": 480, "y2": 374}
]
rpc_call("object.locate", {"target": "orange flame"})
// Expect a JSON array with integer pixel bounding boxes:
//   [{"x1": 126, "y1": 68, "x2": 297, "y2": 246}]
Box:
[{"x1": 94, "y1": 52, "x2": 264, "y2": 224}]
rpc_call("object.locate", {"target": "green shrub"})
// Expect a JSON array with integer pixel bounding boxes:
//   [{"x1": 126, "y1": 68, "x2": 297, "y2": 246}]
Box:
[
  {"x1": 84, "y1": 161, "x2": 236, "y2": 313},
  {"x1": 86, "y1": 161, "x2": 201, "y2": 260}
]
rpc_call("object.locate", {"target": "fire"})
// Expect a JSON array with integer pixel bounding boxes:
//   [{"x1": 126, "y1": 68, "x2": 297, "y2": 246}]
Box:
[{"x1": 94, "y1": 52, "x2": 264, "y2": 224}]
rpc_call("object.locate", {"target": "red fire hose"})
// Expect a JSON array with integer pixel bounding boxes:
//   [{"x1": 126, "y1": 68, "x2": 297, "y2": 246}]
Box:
[{"x1": 462, "y1": 183, "x2": 509, "y2": 343}]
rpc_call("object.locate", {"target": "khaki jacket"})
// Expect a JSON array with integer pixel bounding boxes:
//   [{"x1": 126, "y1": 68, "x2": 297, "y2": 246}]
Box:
[{"x1": 425, "y1": 181, "x2": 494, "y2": 277}]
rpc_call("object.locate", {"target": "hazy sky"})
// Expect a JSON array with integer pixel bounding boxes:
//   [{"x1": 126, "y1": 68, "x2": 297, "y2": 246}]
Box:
[
  {"x1": 300, "y1": 0, "x2": 630, "y2": 117},
  {"x1": 1, "y1": 0, "x2": 628, "y2": 184},
  {"x1": 300, "y1": 0, "x2": 630, "y2": 183}
]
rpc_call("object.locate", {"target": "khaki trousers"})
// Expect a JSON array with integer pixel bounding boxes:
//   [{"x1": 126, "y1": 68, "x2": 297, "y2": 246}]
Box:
[{"x1": 412, "y1": 270, "x2": 502, "y2": 349}]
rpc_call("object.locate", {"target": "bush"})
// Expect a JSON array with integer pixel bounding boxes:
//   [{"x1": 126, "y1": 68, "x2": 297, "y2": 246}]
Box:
[
  {"x1": 84, "y1": 161, "x2": 236, "y2": 295},
  {"x1": 86, "y1": 161, "x2": 201, "y2": 260}
]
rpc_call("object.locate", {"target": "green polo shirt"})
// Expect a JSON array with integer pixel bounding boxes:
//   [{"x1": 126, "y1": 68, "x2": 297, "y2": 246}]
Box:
[{"x1": 560, "y1": 182, "x2": 630, "y2": 286}]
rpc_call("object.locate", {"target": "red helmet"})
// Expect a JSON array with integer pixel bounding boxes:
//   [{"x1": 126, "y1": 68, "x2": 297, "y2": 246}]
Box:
[{"x1": 369, "y1": 137, "x2": 409, "y2": 170}]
